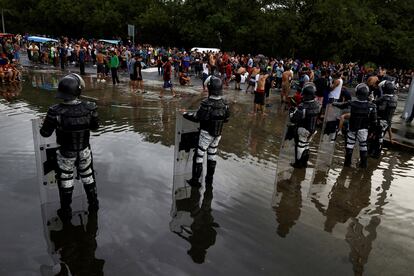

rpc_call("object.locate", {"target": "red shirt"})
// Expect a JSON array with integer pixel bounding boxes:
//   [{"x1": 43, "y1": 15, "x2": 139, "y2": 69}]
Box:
[
  {"x1": 226, "y1": 64, "x2": 232, "y2": 77},
  {"x1": 163, "y1": 61, "x2": 171, "y2": 81}
]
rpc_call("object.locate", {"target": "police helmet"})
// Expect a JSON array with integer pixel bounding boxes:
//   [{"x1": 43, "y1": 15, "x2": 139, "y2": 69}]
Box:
[
  {"x1": 207, "y1": 76, "x2": 223, "y2": 96},
  {"x1": 301, "y1": 82, "x2": 316, "y2": 101},
  {"x1": 355, "y1": 83, "x2": 369, "y2": 101},
  {"x1": 382, "y1": 80, "x2": 395, "y2": 95},
  {"x1": 56, "y1": 73, "x2": 85, "y2": 100}
]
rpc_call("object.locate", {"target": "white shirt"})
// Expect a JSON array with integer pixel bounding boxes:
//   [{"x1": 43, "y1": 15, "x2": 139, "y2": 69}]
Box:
[
  {"x1": 329, "y1": 78, "x2": 343, "y2": 99},
  {"x1": 202, "y1": 63, "x2": 209, "y2": 74},
  {"x1": 248, "y1": 58, "x2": 253, "y2": 67}
]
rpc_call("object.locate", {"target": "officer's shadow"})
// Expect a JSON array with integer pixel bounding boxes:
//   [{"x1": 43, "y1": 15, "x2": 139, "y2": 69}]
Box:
[
  {"x1": 40, "y1": 209, "x2": 105, "y2": 276},
  {"x1": 171, "y1": 183, "x2": 219, "y2": 264}
]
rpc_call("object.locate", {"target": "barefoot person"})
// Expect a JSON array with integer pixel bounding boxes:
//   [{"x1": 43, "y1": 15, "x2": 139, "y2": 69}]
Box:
[
  {"x1": 160, "y1": 57, "x2": 176, "y2": 98},
  {"x1": 252, "y1": 68, "x2": 269, "y2": 115},
  {"x1": 281, "y1": 66, "x2": 293, "y2": 104},
  {"x1": 136, "y1": 55, "x2": 144, "y2": 92}
]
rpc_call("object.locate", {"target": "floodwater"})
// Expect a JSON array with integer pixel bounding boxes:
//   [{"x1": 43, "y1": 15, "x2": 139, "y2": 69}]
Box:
[{"x1": 0, "y1": 69, "x2": 413, "y2": 276}]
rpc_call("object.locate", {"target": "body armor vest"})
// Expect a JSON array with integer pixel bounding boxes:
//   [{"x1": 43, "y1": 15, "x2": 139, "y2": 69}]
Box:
[
  {"x1": 349, "y1": 101, "x2": 376, "y2": 132},
  {"x1": 295, "y1": 100, "x2": 320, "y2": 134},
  {"x1": 198, "y1": 98, "x2": 230, "y2": 137},
  {"x1": 376, "y1": 95, "x2": 397, "y2": 124},
  {"x1": 41, "y1": 101, "x2": 99, "y2": 151}
]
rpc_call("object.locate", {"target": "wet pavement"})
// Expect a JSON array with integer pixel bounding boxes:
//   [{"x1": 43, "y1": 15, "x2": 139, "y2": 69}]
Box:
[{"x1": 0, "y1": 67, "x2": 414, "y2": 276}]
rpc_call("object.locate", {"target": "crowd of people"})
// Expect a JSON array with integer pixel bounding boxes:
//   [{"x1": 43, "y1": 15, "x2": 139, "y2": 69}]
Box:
[
  {"x1": 0, "y1": 35, "x2": 22, "y2": 83},
  {"x1": 15, "y1": 35, "x2": 412, "y2": 90}
]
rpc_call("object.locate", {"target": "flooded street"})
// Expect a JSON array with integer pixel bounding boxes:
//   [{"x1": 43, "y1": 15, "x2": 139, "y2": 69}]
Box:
[{"x1": 1, "y1": 69, "x2": 413, "y2": 276}]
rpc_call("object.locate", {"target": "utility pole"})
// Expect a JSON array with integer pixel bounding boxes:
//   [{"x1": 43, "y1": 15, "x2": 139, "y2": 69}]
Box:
[{"x1": 1, "y1": 9, "x2": 5, "y2": 33}]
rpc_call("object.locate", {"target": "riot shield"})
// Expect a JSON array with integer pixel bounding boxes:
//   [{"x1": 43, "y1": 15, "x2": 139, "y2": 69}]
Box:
[
  {"x1": 314, "y1": 103, "x2": 341, "y2": 172},
  {"x1": 170, "y1": 111, "x2": 201, "y2": 221},
  {"x1": 32, "y1": 118, "x2": 87, "y2": 205},
  {"x1": 32, "y1": 118, "x2": 88, "y2": 273},
  {"x1": 402, "y1": 77, "x2": 414, "y2": 120},
  {"x1": 271, "y1": 114, "x2": 296, "y2": 207}
]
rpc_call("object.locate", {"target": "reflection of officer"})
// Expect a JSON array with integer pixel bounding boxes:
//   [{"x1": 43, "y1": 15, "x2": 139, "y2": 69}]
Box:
[
  {"x1": 40, "y1": 73, "x2": 99, "y2": 220},
  {"x1": 346, "y1": 217, "x2": 380, "y2": 276},
  {"x1": 183, "y1": 76, "x2": 230, "y2": 187},
  {"x1": 48, "y1": 211, "x2": 105, "y2": 275},
  {"x1": 369, "y1": 81, "x2": 397, "y2": 158},
  {"x1": 323, "y1": 168, "x2": 372, "y2": 233},
  {"x1": 274, "y1": 168, "x2": 306, "y2": 237},
  {"x1": 334, "y1": 84, "x2": 377, "y2": 168},
  {"x1": 289, "y1": 83, "x2": 320, "y2": 168},
  {"x1": 174, "y1": 184, "x2": 218, "y2": 264}
]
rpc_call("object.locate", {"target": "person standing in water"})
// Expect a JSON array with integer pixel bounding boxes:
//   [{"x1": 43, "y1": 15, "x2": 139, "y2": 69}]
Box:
[
  {"x1": 40, "y1": 73, "x2": 100, "y2": 221},
  {"x1": 183, "y1": 76, "x2": 230, "y2": 187}
]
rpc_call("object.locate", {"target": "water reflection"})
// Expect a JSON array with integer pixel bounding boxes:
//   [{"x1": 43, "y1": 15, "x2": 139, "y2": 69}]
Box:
[
  {"x1": 0, "y1": 82, "x2": 22, "y2": 102},
  {"x1": 346, "y1": 216, "x2": 380, "y2": 276},
  {"x1": 170, "y1": 184, "x2": 218, "y2": 264},
  {"x1": 0, "y1": 69, "x2": 412, "y2": 275},
  {"x1": 344, "y1": 155, "x2": 397, "y2": 276},
  {"x1": 30, "y1": 74, "x2": 59, "y2": 91},
  {"x1": 273, "y1": 168, "x2": 306, "y2": 238},
  {"x1": 41, "y1": 208, "x2": 104, "y2": 275},
  {"x1": 323, "y1": 168, "x2": 373, "y2": 233},
  {"x1": 309, "y1": 153, "x2": 404, "y2": 275}
]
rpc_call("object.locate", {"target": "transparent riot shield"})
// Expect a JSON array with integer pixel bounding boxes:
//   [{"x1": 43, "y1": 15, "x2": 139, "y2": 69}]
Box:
[
  {"x1": 402, "y1": 77, "x2": 414, "y2": 120},
  {"x1": 271, "y1": 114, "x2": 296, "y2": 207},
  {"x1": 32, "y1": 118, "x2": 88, "y2": 273},
  {"x1": 314, "y1": 103, "x2": 341, "y2": 173},
  {"x1": 170, "y1": 111, "x2": 201, "y2": 230}
]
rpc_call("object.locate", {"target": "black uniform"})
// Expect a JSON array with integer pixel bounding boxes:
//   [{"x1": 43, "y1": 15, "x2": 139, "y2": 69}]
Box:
[
  {"x1": 370, "y1": 94, "x2": 397, "y2": 157},
  {"x1": 40, "y1": 74, "x2": 100, "y2": 220},
  {"x1": 334, "y1": 100, "x2": 377, "y2": 167},
  {"x1": 184, "y1": 76, "x2": 230, "y2": 186},
  {"x1": 41, "y1": 100, "x2": 99, "y2": 212},
  {"x1": 184, "y1": 96, "x2": 230, "y2": 186},
  {"x1": 289, "y1": 97, "x2": 320, "y2": 168}
]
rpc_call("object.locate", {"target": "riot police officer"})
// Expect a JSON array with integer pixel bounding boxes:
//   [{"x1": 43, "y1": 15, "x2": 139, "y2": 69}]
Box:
[
  {"x1": 370, "y1": 81, "x2": 397, "y2": 158},
  {"x1": 289, "y1": 83, "x2": 321, "y2": 168},
  {"x1": 40, "y1": 73, "x2": 99, "y2": 220},
  {"x1": 334, "y1": 83, "x2": 377, "y2": 168},
  {"x1": 183, "y1": 76, "x2": 230, "y2": 187}
]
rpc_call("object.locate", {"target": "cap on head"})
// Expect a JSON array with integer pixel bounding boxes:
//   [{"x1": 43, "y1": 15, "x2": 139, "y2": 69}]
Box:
[
  {"x1": 355, "y1": 83, "x2": 369, "y2": 101},
  {"x1": 56, "y1": 73, "x2": 85, "y2": 100},
  {"x1": 207, "y1": 76, "x2": 223, "y2": 97}
]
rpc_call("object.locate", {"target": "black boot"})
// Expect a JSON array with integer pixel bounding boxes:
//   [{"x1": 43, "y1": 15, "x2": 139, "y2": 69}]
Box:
[
  {"x1": 300, "y1": 150, "x2": 309, "y2": 168},
  {"x1": 291, "y1": 159, "x2": 304, "y2": 168},
  {"x1": 359, "y1": 151, "x2": 368, "y2": 168},
  {"x1": 291, "y1": 145, "x2": 304, "y2": 168},
  {"x1": 57, "y1": 186, "x2": 73, "y2": 221},
  {"x1": 187, "y1": 162, "x2": 203, "y2": 188},
  {"x1": 84, "y1": 183, "x2": 99, "y2": 211},
  {"x1": 205, "y1": 160, "x2": 217, "y2": 185},
  {"x1": 344, "y1": 148, "x2": 353, "y2": 167}
]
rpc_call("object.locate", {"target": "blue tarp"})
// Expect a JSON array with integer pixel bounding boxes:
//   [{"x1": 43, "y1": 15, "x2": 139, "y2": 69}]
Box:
[
  {"x1": 27, "y1": 36, "x2": 58, "y2": 43},
  {"x1": 98, "y1": 39, "x2": 121, "y2": 45}
]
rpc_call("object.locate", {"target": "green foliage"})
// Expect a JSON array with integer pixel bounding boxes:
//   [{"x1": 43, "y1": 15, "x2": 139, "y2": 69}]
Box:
[{"x1": 2, "y1": 0, "x2": 413, "y2": 67}]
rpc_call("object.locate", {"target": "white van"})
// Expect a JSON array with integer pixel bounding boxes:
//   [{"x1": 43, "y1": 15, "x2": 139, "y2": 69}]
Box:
[{"x1": 191, "y1": 47, "x2": 221, "y2": 53}]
